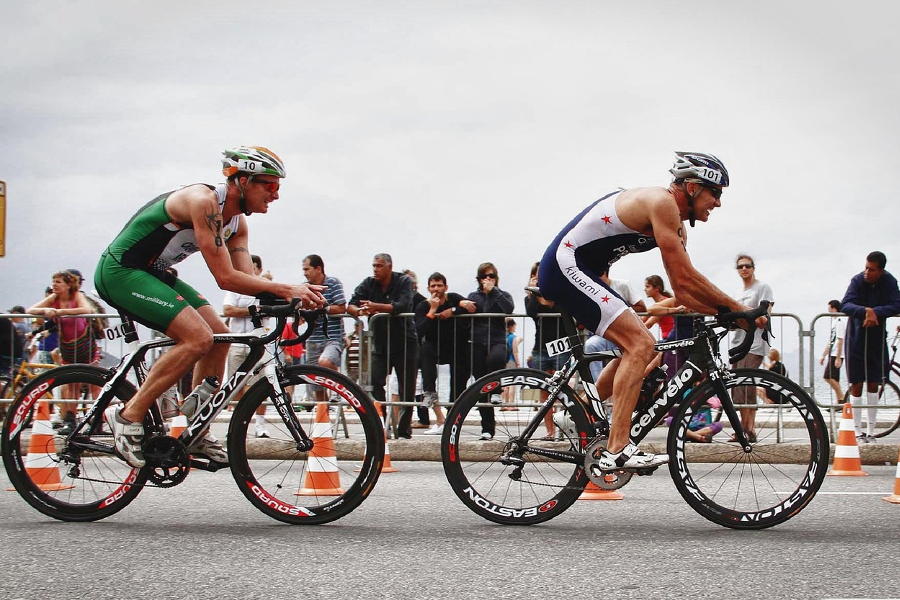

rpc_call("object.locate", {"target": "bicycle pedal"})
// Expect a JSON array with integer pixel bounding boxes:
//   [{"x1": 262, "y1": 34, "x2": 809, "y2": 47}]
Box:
[
  {"x1": 188, "y1": 457, "x2": 230, "y2": 472},
  {"x1": 631, "y1": 466, "x2": 660, "y2": 476}
]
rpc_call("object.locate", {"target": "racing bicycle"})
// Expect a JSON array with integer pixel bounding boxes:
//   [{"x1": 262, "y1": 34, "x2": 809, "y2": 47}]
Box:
[
  {"x1": 840, "y1": 327, "x2": 900, "y2": 437},
  {"x1": 441, "y1": 291, "x2": 829, "y2": 530},
  {"x1": 2, "y1": 297, "x2": 384, "y2": 524}
]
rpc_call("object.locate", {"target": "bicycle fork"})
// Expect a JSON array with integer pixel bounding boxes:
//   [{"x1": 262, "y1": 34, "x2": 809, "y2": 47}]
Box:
[{"x1": 263, "y1": 364, "x2": 314, "y2": 452}]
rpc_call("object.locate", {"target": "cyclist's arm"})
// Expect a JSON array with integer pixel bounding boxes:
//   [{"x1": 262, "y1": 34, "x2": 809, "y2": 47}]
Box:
[
  {"x1": 649, "y1": 199, "x2": 742, "y2": 314},
  {"x1": 225, "y1": 216, "x2": 255, "y2": 276},
  {"x1": 185, "y1": 191, "x2": 321, "y2": 303}
]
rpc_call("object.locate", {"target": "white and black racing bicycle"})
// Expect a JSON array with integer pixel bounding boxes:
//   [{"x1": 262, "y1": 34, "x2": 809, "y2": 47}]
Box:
[
  {"x1": 2, "y1": 297, "x2": 384, "y2": 524},
  {"x1": 441, "y1": 290, "x2": 829, "y2": 530}
]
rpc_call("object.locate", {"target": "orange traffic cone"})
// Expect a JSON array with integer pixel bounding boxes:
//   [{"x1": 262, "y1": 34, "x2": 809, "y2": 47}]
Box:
[
  {"x1": 169, "y1": 414, "x2": 188, "y2": 439},
  {"x1": 827, "y1": 403, "x2": 868, "y2": 477},
  {"x1": 296, "y1": 402, "x2": 345, "y2": 496},
  {"x1": 579, "y1": 479, "x2": 624, "y2": 501},
  {"x1": 16, "y1": 400, "x2": 75, "y2": 491},
  {"x1": 882, "y1": 447, "x2": 900, "y2": 504}
]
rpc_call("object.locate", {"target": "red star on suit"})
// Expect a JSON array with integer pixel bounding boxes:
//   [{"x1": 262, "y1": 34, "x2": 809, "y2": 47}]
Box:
[
  {"x1": 601, "y1": 215, "x2": 612, "y2": 224},
  {"x1": 564, "y1": 241, "x2": 574, "y2": 248},
  {"x1": 601, "y1": 296, "x2": 610, "y2": 303}
]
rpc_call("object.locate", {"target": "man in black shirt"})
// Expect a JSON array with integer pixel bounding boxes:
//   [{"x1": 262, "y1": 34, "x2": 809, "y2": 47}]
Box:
[
  {"x1": 414, "y1": 272, "x2": 476, "y2": 434},
  {"x1": 348, "y1": 253, "x2": 419, "y2": 439}
]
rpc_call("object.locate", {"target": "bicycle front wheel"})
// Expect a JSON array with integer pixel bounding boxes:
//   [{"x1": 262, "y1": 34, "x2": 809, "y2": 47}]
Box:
[
  {"x1": 442, "y1": 368, "x2": 593, "y2": 525},
  {"x1": 228, "y1": 365, "x2": 384, "y2": 524},
  {"x1": 668, "y1": 368, "x2": 829, "y2": 529},
  {"x1": 1, "y1": 365, "x2": 148, "y2": 522},
  {"x1": 841, "y1": 381, "x2": 900, "y2": 438}
]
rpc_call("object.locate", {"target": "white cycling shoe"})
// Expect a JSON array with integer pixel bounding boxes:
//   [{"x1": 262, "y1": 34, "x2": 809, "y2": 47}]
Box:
[
  {"x1": 104, "y1": 405, "x2": 146, "y2": 468},
  {"x1": 187, "y1": 433, "x2": 228, "y2": 463},
  {"x1": 593, "y1": 443, "x2": 668, "y2": 472}
]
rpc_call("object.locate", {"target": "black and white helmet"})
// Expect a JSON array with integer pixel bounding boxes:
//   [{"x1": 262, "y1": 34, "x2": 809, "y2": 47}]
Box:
[{"x1": 669, "y1": 152, "x2": 729, "y2": 187}]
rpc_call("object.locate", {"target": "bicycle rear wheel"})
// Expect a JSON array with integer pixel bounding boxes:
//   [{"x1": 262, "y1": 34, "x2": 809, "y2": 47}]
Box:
[
  {"x1": 228, "y1": 365, "x2": 384, "y2": 524},
  {"x1": 1, "y1": 365, "x2": 148, "y2": 521},
  {"x1": 442, "y1": 368, "x2": 593, "y2": 525},
  {"x1": 841, "y1": 381, "x2": 900, "y2": 438},
  {"x1": 668, "y1": 368, "x2": 829, "y2": 529}
]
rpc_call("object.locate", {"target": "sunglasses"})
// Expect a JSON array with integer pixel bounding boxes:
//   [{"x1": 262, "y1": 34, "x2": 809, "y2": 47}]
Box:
[
  {"x1": 252, "y1": 177, "x2": 280, "y2": 193},
  {"x1": 736, "y1": 264, "x2": 754, "y2": 270},
  {"x1": 705, "y1": 185, "x2": 723, "y2": 200},
  {"x1": 479, "y1": 273, "x2": 498, "y2": 280}
]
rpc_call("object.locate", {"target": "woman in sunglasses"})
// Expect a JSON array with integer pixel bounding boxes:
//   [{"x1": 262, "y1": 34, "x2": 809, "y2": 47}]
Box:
[{"x1": 466, "y1": 262, "x2": 515, "y2": 440}]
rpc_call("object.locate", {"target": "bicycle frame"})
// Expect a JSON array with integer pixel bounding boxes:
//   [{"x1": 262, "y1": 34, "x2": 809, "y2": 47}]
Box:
[
  {"x1": 513, "y1": 312, "x2": 752, "y2": 465},
  {"x1": 66, "y1": 324, "x2": 312, "y2": 460}
]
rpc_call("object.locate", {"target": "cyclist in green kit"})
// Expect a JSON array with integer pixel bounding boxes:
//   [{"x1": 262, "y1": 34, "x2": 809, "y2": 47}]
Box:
[{"x1": 94, "y1": 147, "x2": 325, "y2": 467}]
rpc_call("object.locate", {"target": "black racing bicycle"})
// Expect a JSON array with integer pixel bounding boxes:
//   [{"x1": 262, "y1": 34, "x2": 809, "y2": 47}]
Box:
[
  {"x1": 1, "y1": 297, "x2": 384, "y2": 524},
  {"x1": 441, "y1": 291, "x2": 829, "y2": 530},
  {"x1": 840, "y1": 327, "x2": 900, "y2": 437}
]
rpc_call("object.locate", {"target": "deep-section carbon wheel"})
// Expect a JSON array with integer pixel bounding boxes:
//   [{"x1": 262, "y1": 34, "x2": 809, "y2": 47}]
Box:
[
  {"x1": 668, "y1": 368, "x2": 829, "y2": 529},
  {"x1": 1, "y1": 365, "x2": 147, "y2": 521},
  {"x1": 841, "y1": 381, "x2": 900, "y2": 438},
  {"x1": 442, "y1": 368, "x2": 593, "y2": 525},
  {"x1": 228, "y1": 365, "x2": 384, "y2": 524}
]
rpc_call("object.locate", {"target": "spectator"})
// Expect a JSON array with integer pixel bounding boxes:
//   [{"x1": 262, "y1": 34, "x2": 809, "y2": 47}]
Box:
[
  {"x1": 27, "y1": 271, "x2": 99, "y2": 434},
  {"x1": 8, "y1": 305, "x2": 30, "y2": 362},
  {"x1": 729, "y1": 254, "x2": 774, "y2": 443},
  {"x1": 222, "y1": 254, "x2": 270, "y2": 437},
  {"x1": 466, "y1": 262, "x2": 514, "y2": 440},
  {"x1": 347, "y1": 253, "x2": 418, "y2": 439},
  {"x1": 840, "y1": 250, "x2": 900, "y2": 443},
  {"x1": 301, "y1": 254, "x2": 348, "y2": 405},
  {"x1": 414, "y1": 272, "x2": 474, "y2": 435},
  {"x1": 500, "y1": 317, "x2": 522, "y2": 410},
  {"x1": 760, "y1": 348, "x2": 788, "y2": 404},
  {"x1": 819, "y1": 299, "x2": 846, "y2": 408},
  {"x1": 526, "y1": 262, "x2": 568, "y2": 439},
  {"x1": 642, "y1": 275, "x2": 675, "y2": 339},
  {"x1": 0, "y1": 313, "x2": 24, "y2": 378},
  {"x1": 402, "y1": 269, "x2": 430, "y2": 429}
]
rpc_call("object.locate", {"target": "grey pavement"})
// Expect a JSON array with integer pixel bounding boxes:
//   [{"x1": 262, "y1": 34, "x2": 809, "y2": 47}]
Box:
[{"x1": 1, "y1": 460, "x2": 898, "y2": 600}]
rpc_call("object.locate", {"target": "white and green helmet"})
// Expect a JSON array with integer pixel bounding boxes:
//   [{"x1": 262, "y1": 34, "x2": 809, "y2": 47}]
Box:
[{"x1": 221, "y1": 146, "x2": 287, "y2": 179}]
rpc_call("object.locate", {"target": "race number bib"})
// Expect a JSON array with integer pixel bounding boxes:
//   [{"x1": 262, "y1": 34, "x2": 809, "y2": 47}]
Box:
[{"x1": 545, "y1": 336, "x2": 572, "y2": 357}]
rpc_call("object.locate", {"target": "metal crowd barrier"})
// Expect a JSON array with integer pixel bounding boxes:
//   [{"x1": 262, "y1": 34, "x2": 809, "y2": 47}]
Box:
[{"x1": 2, "y1": 311, "x2": 898, "y2": 444}]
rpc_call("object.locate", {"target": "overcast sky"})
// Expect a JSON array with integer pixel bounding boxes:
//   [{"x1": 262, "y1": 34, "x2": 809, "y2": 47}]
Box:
[{"x1": 2, "y1": 1, "x2": 898, "y2": 357}]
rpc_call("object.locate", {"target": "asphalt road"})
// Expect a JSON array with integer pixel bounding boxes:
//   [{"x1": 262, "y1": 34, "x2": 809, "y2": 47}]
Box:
[{"x1": 1, "y1": 462, "x2": 898, "y2": 600}]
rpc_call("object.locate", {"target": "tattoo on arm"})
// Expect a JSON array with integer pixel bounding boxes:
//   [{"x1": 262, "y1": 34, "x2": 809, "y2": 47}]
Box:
[
  {"x1": 206, "y1": 211, "x2": 223, "y2": 248},
  {"x1": 677, "y1": 227, "x2": 686, "y2": 250},
  {"x1": 229, "y1": 246, "x2": 249, "y2": 256}
]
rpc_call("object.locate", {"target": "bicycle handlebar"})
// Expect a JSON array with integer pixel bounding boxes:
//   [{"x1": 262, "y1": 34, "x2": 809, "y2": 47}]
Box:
[
  {"x1": 711, "y1": 300, "x2": 772, "y2": 364},
  {"x1": 247, "y1": 295, "x2": 327, "y2": 347}
]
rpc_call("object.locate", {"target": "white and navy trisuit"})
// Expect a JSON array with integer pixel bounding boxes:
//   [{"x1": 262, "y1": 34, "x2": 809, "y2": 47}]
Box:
[{"x1": 538, "y1": 190, "x2": 657, "y2": 336}]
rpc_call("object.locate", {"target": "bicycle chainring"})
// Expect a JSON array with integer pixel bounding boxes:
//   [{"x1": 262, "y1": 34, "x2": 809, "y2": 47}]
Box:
[
  {"x1": 143, "y1": 435, "x2": 190, "y2": 487},
  {"x1": 582, "y1": 436, "x2": 634, "y2": 490}
]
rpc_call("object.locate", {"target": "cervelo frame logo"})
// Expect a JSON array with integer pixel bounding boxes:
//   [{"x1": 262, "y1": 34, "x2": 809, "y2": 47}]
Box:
[
  {"x1": 9, "y1": 378, "x2": 55, "y2": 438},
  {"x1": 630, "y1": 362, "x2": 699, "y2": 438},
  {"x1": 246, "y1": 480, "x2": 312, "y2": 517},
  {"x1": 299, "y1": 374, "x2": 365, "y2": 412},
  {"x1": 100, "y1": 470, "x2": 140, "y2": 507}
]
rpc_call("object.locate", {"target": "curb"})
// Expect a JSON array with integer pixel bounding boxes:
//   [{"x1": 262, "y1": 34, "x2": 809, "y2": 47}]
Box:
[{"x1": 244, "y1": 438, "x2": 900, "y2": 465}]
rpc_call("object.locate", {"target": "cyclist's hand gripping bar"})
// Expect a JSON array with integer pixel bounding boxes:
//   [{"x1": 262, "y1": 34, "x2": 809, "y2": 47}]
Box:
[{"x1": 714, "y1": 301, "x2": 772, "y2": 363}]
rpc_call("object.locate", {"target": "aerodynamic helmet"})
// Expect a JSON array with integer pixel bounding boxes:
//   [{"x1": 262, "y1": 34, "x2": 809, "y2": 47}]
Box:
[
  {"x1": 669, "y1": 151, "x2": 729, "y2": 187},
  {"x1": 222, "y1": 146, "x2": 287, "y2": 179}
]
